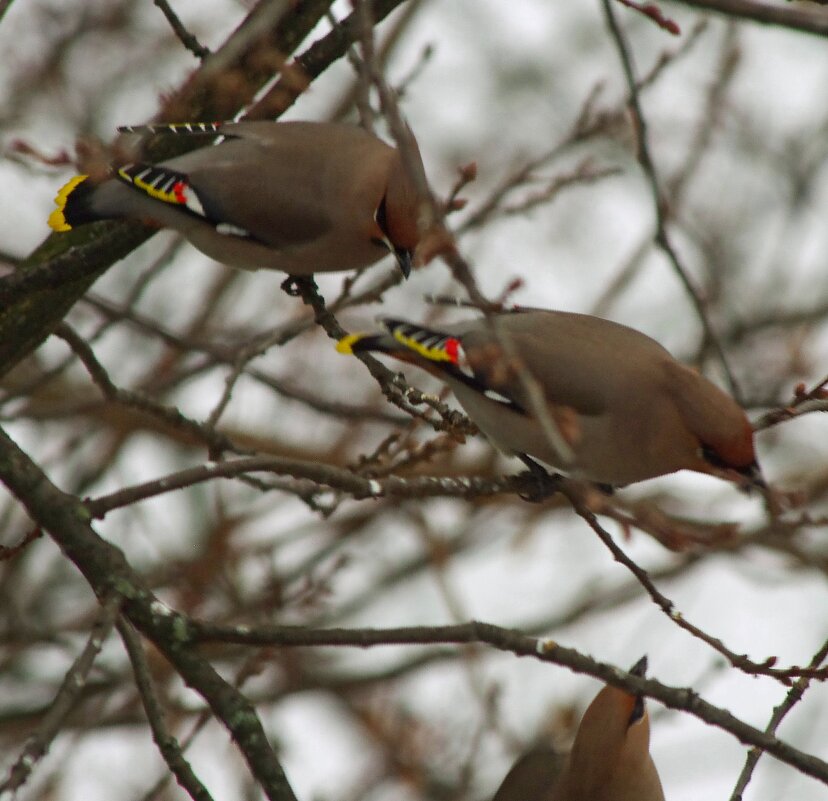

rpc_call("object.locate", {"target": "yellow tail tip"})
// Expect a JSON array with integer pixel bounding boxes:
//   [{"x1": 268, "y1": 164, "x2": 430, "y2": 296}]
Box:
[
  {"x1": 336, "y1": 333, "x2": 365, "y2": 355},
  {"x1": 48, "y1": 174, "x2": 88, "y2": 232}
]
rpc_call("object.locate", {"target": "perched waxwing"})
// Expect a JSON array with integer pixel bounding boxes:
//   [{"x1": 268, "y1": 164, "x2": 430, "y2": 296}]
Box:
[
  {"x1": 48, "y1": 121, "x2": 426, "y2": 277},
  {"x1": 336, "y1": 309, "x2": 763, "y2": 488},
  {"x1": 491, "y1": 657, "x2": 665, "y2": 801}
]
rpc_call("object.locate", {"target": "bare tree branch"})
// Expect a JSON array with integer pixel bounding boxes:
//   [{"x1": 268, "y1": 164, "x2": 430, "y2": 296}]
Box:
[
  {"x1": 118, "y1": 618, "x2": 215, "y2": 801},
  {"x1": 729, "y1": 637, "x2": 828, "y2": 800},
  {"x1": 669, "y1": 0, "x2": 828, "y2": 37},
  {"x1": 152, "y1": 0, "x2": 210, "y2": 59},
  {"x1": 0, "y1": 424, "x2": 299, "y2": 801},
  {"x1": 184, "y1": 618, "x2": 828, "y2": 786}
]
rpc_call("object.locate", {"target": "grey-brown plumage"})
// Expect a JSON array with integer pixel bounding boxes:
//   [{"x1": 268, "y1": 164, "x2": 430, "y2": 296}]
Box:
[
  {"x1": 49, "y1": 121, "x2": 426, "y2": 277},
  {"x1": 491, "y1": 748, "x2": 566, "y2": 801},
  {"x1": 491, "y1": 658, "x2": 665, "y2": 801},
  {"x1": 338, "y1": 309, "x2": 763, "y2": 488}
]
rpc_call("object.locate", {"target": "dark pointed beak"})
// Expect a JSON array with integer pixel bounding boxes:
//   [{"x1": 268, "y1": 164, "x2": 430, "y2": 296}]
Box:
[
  {"x1": 395, "y1": 248, "x2": 413, "y2": 279},
  {"x1": 736, "y1": 460, "x2": 767, "y2": 494},
  {"x1": 745, "y1": 460, "x2": 766, "y2": 490},
  {"x1": 629, "y1": 655, "x2": 648, "y2": 677}
]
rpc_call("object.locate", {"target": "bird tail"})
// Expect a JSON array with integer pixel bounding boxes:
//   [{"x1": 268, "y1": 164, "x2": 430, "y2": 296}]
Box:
[
  {"x1": 336, "y1": 330, "x2": 397, "y2": 356},
  {"x1": 48, "y1": 175, "x2": 101, "y2": 231},
  {"x1": 336, "y1": 318, "x2": 462, "y2": 366}
]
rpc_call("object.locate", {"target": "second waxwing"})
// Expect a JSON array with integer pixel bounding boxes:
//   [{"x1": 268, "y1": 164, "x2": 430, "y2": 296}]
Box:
[
  {"x1": 491, "y1": 657, "x2": 666, "y2": 801},
  {"x1": 48, "y1": 121, "x2": 427, "y2": 277},
  {"x1": 336, "y1": 309, "x2": 764, "y2": 488}
]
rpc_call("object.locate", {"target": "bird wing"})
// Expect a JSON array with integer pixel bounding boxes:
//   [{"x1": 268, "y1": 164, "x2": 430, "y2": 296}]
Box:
[
  {"x1": 184, "y1": 155, "x2": 332, "y2": 248},
  {"x1": 454, "y1": 316, "x2": 607, "y2": 416},
  {"x1": 157, "y1": 137, "x2": 333, "y2": 249}
]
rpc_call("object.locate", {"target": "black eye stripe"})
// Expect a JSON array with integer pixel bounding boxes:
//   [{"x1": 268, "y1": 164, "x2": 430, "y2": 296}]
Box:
[
  {"x1": 701, "y1": 443, "x2": 729, "y2": 469},
  {"x1": 375, "y1": 194, "x2": 390, "y2": 236}
]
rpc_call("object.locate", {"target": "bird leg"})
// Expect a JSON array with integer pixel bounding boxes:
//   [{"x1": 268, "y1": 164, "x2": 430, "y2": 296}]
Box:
[
  {"x1": 516, "y1": 453, "x2": 562, "y2": 502},
  {"x1": 281, "y1": 275, "x2": 307, "y2": 296}
]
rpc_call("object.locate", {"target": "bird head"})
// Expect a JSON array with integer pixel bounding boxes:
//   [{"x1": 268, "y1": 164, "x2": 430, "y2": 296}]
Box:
[
  {"x1": 380, "y1": 134, "x2": 430, "y2": 278},
  {"x1": 667, "y1": 362, "x2": 765, "y2": 490},
  {"x1": 568, "y1": 656, "x2": 653, "y2": 791}
]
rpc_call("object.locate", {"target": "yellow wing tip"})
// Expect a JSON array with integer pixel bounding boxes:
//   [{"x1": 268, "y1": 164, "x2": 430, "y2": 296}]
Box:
[
  {"x1": 336, "y1": 333, "x2": 364, "y2": 355},
  {"x1": 48, "y1": 174, "x2": 88, "y2": 232},
  {"x1": 48, "y1": 209, "x2": 71, "y2": 232}
]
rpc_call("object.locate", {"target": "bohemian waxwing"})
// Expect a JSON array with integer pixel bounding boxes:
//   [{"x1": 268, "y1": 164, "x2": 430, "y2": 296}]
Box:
[
  {"x1": 336, "y1": 309, "x2": 763, "y2": 488},
  {"x1": 48, "y1": 121, "x2": 426, "y2": 277},
  {"x1": 491, "y1": 657, "x2": 665, "y2": 801}
]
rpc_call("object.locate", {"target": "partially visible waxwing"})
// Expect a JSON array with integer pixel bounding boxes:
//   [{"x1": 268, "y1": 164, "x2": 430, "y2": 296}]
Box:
[
  {"x1": 337, "y1": 309, "x2": 764, "y2": 489},
  {"x1": 491, "y1": 657, "x2": 665, "y2": 801},
  {"x1": 49, "y1": 121, "x2": 427, "y2": 277},
  {"x1": 491, "y1": 748, "x2": 565, "y2": 801}
]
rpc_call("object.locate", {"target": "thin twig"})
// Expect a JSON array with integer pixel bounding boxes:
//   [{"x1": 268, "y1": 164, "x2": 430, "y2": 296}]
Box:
[
  {"x1": 0, "y1": 525, "x2": 42, "y2": 560},
  {"x1": 560, "y1": 484, "x2": 806, "y2": 684},
  {"x1": 729, "y1": 637, "x2": 828, "y2": 800},
  {"x1": 671, "y1": 0, "x2": 828, "y2": 37},
  {"x1": 54, "y1": 323, "x2": 243, "y2": 458},
  {"x1": 153, "y1": 0, "x2": 210, "y2": 59},
  {"x1": 286, "y1": 276, "x2": 478, "y2": 436},
  {"x1": 184, "y1": 619, "x2": 828, "y2": 785},
  {"x1": 83, "y1": 455, "x2": 529, "y2": 518},
  {"x1": 600, "y1": 0, "x2": 742, "y2": 400},
  {"x1": 118, "y1": 618, "x2": 215, "y2": 801},
  {"x1": 0, "y1": 0, "x2": 15, "y2": 25},
  {"x1": 0, "y1": 593, "x2": 123, "y2": 794},
  {"x1": 335, "y1": 3, "x2": 375, "y2": 129},
  {"x1": 754, "y1": 374, "x2": 828, "y2": 431},
  {"x1": 616, "y1": 0, "x2": 681, "y2": 34}
]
